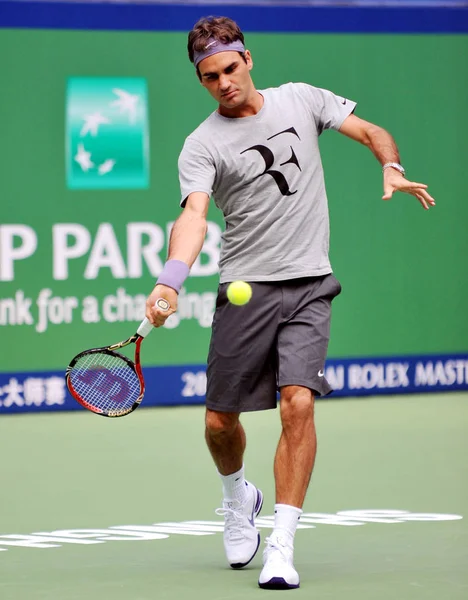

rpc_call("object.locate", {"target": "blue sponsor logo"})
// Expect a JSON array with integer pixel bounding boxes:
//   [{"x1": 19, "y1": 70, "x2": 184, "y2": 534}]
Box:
[{"x1": 0, "y1": 354, "x2": 467, "y2": 414}]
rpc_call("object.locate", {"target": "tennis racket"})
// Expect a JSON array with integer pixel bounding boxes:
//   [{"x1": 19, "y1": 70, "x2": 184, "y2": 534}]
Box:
[{"x1": 65, "y1": 298, "x2": 169, "y2": 418}]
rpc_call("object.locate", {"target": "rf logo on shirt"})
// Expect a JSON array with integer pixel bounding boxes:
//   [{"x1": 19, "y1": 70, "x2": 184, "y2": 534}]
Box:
[{"x1": 240, "y1": 127, "x2": 302, "y2": 196}]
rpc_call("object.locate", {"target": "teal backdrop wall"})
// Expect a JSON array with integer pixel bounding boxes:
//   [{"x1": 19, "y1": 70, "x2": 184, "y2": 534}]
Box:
[{"x1": 1, "y1": 3, "x2": 467, "y2": 411}]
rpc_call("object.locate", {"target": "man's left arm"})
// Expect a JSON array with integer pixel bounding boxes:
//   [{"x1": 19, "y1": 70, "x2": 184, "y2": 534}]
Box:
[{"x1": 339, "y1": 114, "x2": 436, "y2": 210}]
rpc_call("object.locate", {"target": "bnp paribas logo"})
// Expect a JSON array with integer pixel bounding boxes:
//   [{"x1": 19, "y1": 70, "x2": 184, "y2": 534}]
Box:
[{"x1": 66, "y1": 77, "x2": 149, "y2": 189}]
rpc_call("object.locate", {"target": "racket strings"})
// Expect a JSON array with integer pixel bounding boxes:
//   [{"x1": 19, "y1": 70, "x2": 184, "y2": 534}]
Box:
[{"x1": 69, "y1": 351, "x2": 141, "y2": 414}]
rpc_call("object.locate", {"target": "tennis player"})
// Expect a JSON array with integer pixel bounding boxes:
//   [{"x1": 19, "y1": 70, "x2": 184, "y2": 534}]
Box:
[{"x1": 146, "y1": 16, "x2": 435, "y2": 589}]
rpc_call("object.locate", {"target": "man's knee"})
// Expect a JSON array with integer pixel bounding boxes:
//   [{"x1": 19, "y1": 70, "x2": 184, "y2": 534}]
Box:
[
  {"x1": 279, "y1": 386, "x2": 315, "y2": 427},
  {"x1": 205, "y1": 409, "x2": 240, "y2": 437}
]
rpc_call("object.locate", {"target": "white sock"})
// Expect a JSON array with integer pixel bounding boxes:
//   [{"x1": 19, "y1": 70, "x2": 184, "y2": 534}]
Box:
[
  {"x1": 219, "y1": 465, "x2": 248, "y2": 504},
  {"x1": 272, "y1": 504, "x2": 302, "y2": 543}
]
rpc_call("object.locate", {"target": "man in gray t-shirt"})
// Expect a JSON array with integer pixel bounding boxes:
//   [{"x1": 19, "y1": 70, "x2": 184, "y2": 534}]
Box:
[
  {"x1": 179, "y1": 82, "x2": 355, "y2": 282},
  {"x1": 146, "y1": 16, "x2": 435, "y2": 591}
]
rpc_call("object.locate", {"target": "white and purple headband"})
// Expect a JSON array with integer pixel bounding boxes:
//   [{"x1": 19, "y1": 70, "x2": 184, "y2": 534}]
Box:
[{"x1": 193, "y1": 38, "x2": 246, "y2": 68}]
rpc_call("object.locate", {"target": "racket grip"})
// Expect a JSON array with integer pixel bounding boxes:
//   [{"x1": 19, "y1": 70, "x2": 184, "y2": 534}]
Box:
[
  {"x1": 137, "y1": 318, "x2": 154, "y2": 338},
  {"x1": 137, "y1": 298, "x2": 171, "y2": 338}
]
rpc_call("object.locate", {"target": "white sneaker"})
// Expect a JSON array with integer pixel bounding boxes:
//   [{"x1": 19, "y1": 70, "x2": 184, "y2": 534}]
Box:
[
  {"x1": 215, "y1": 481, "x2": 263, "y2": 569},
  {"x1": 258, "y1": 532, "x2": 300, "y2": 589}
]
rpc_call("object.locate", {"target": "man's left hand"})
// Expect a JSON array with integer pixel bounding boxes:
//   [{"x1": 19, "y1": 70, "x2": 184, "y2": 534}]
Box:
[{"x1": 382, "y1": 169, "x2": 436, "y2": 210}]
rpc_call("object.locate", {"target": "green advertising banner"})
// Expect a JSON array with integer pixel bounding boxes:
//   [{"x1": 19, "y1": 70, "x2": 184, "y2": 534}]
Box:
[{"x1": 1, "y1": 25, "x2": 467, "y2": 411}]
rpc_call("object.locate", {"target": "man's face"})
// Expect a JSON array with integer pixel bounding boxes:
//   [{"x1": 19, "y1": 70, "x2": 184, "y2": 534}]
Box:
[{"x1": 198, "y1": 50, "x2": 254, "y2": 111}]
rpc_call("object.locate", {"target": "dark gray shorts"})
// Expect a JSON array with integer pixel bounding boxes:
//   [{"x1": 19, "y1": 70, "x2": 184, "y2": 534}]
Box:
[{"x1": 206, "y1": 274, "x2": 342, "y2": 413}]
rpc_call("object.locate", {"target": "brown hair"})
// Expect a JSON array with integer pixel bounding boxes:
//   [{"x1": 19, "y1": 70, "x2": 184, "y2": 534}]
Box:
[{"x1": 187, "y1": 16, "x2": 246, "y2": 74}]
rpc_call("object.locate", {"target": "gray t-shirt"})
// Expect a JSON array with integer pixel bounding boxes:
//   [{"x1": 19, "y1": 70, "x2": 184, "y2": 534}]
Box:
[{"x1": 178, "y1": 82, "x2": 356, "y2": 283}]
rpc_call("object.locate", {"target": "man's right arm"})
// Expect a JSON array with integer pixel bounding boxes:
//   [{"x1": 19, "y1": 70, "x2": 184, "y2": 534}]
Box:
[
  {"x1": 167, "y1": 192, "x2": 210, "y2": 266},
  {"x1": 146, "y1": 192, "x2": 210, "y2": 327}
]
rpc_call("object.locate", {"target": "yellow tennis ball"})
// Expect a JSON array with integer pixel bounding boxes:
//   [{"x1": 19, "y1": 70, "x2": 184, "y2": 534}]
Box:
[{"x1": 227, "y1": 281, "x2": 252, "y2": 306}]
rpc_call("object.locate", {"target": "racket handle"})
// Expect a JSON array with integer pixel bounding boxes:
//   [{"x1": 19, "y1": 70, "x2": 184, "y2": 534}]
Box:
[
  {"x1": 137, "y1": 318, "x2": 154, "y2": 338},
  {"x1": 137, "y1": 298, "x2": 171, "y2": 338}
]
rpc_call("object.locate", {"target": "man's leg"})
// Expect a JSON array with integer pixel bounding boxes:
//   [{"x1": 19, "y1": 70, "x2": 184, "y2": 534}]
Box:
[
  {"x1": 259, "y1": 385, "x2": 315, "y2": 590},
  {"x1": 205, "y1": 408, "x2": 264, "y2": 569},
  {"x1": 275, "y1": 385, "x2": 316, "y2": 507},
  {"x1": 205, "y1": 409, "x2": 245, "y2": 475}
]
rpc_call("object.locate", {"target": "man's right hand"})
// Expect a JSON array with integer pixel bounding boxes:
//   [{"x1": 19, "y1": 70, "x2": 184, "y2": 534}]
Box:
[{"x1": 146, "y1": 284, "x2": 178, "y2": 327}]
